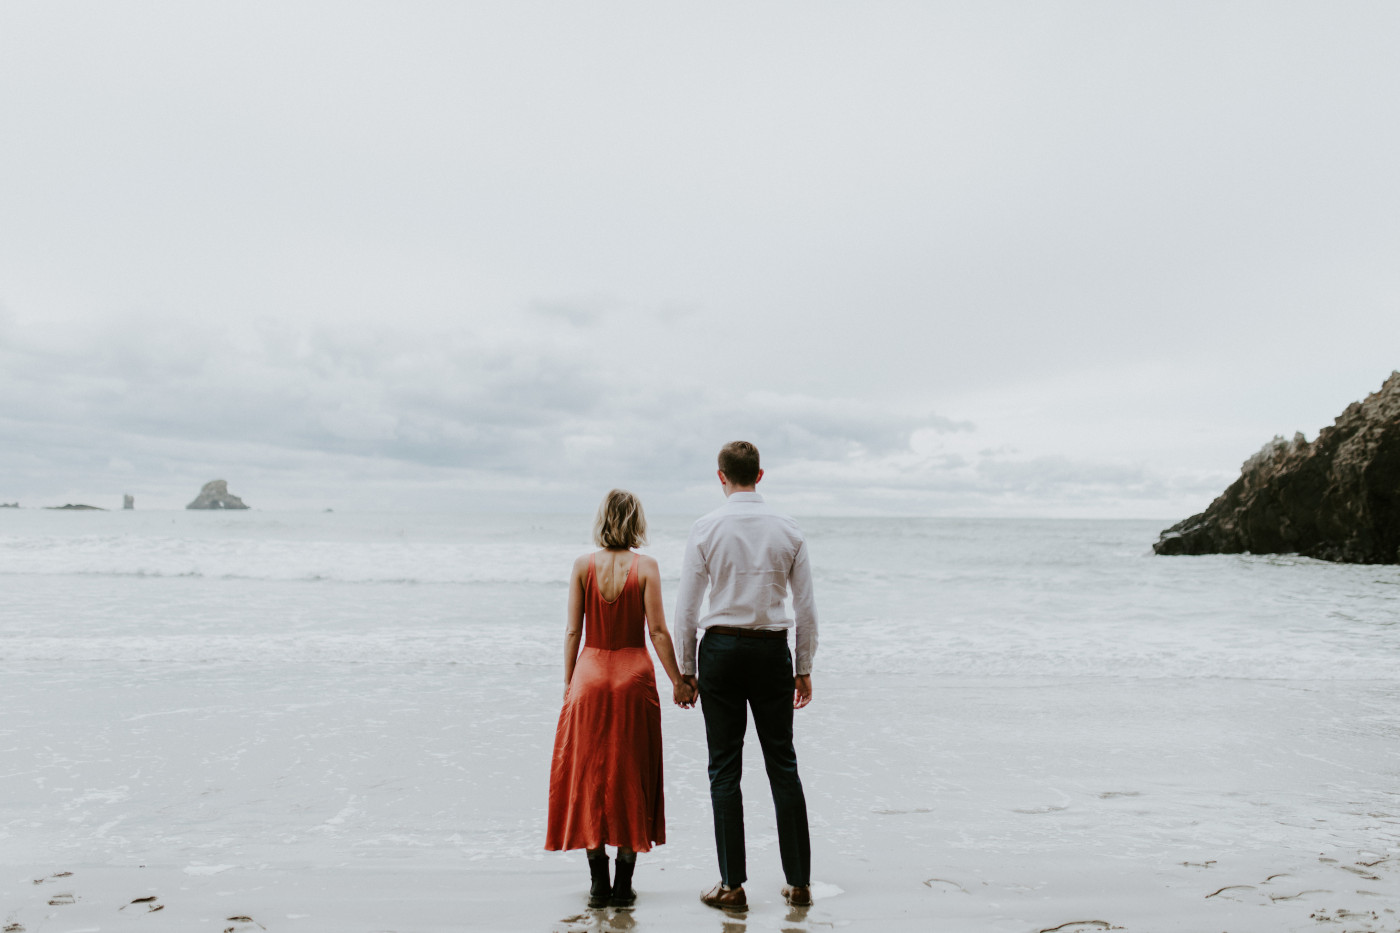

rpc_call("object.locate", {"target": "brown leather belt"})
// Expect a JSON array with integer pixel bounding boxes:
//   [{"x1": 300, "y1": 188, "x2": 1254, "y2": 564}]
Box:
[{"x1": 704, "y1": 625, "x2": 787, "y2": 640}]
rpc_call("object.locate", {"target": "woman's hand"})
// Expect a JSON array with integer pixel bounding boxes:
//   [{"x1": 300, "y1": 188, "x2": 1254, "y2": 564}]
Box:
[{"x1": 673, "y1": 679, "x2": 697, "y2": 709}]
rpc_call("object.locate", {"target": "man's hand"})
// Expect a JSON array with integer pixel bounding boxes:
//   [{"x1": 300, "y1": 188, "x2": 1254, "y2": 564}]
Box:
[{"x1": 794, "y1": 674, "x2": 812, "y2": 709}]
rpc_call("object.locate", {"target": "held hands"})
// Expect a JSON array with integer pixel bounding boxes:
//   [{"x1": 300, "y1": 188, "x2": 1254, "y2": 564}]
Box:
[
  {"x1": 668, "y1": 675, "x2": 806, "y2": 708},
  {"x1": 673, "y1": 675, "x2": 698, "y2": 709},
  {"x1": 794, "y1": 674, "x2": 813, "y2": 710}
]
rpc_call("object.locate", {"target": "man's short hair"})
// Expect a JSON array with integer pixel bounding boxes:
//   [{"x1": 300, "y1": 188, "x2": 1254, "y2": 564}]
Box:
[{"x1": 718, "y1": 441, "x2": 761, "y2": 486}]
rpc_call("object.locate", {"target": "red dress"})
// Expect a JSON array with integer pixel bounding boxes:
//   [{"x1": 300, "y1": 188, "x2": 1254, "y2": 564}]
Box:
[{"x1": 545, "y1": 552, "x2": 666, "y2": 852}]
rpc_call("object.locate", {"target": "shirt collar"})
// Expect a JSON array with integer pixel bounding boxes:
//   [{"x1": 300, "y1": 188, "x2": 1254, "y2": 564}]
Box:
[{"x1": 727, "y1": 491, "x2": 764, "y2": 503}]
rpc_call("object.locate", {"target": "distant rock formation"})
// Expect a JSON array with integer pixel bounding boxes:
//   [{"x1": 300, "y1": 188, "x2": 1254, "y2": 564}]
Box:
[
  {"x1": 0, "y1": 502, "x2": 17, "y2": 508},
  {"x1": 186, "y1": 480, "x2": 250, "y2": 510},
  {"x1": 46, "y1": 504, "x2": 106, "y2": 511},
  {"x1": 1155, "y1": 372, "x2": 1400, "y2": 563},
  {"x1": 123, "y1": 494, "x2": 134, "y2": 510}
]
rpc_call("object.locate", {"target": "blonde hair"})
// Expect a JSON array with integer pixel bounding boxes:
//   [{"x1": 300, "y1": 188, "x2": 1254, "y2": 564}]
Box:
[{"x1": 593, "y1": 489, "x2": 648, "y2": 549}]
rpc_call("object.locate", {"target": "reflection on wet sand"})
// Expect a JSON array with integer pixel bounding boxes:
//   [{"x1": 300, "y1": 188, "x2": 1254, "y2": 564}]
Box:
[
  {"x1": 557, "y1": 906, "x2": 636, "y2": 933},
  {"x1": 555, "y1": 890, "x2": 836, "y2": 933}
]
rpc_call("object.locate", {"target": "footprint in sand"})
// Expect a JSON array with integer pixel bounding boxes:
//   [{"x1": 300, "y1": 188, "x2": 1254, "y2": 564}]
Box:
[
  {"x1": 4, "y1": 923, "x2": 25, "y2": 932},
  {"x1": 1038, "y1": 922, "x2": 1121, "y2": 933},
  {"x1": 46, "y1": 894, "x2": 75, "y2": 906},
  {"x1": 922, "y1": 878, "x2": 968, "y2": 894},
  {"x1": 1311, "y1": 908, "x2": 1383, "y2": 926},
  {"x1": 1268, "y1": 889, "x2": 1331, "y2": 902},
  {"x1": 224, "y1": 916, "x2": 267, "y2": 932},
  {"x1": 121, "y1": 895, "x2": 164, "y2": 913},
  {"x1": 1256, "y1": 871, "x2": 1332, "y2": 903},
  {"x1": 32, "y1": 871, "x2": 72, "y2": 886}
]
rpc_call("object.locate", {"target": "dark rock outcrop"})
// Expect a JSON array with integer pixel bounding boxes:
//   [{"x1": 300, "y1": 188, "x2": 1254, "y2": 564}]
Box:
[
  {"x1": 1155, "y1": 371, "x2": 1400, "y2": 563},
  {"x1": 46, "y1": 503, "x2": 106, "y2": 511},
  {"x1": 123, "y1": 494, "x2": 134, "y2": 510},
  {"x1": 186, "y1": 479, "x2": 250, "y2": 510}
]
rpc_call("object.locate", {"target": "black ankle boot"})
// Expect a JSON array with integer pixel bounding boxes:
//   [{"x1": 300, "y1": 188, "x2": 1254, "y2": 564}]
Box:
[
  {"x1": 610, "y1": 857, "x2": 636, "y2": 908},
  {"x1": 587, "y1": 854, "x2": 611, "y2": 908}
]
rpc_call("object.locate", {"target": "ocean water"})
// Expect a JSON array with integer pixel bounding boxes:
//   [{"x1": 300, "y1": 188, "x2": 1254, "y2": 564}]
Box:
[
  {"x1": 3, "y1": 509, "x2": 1396, "y2": 678},
  {"x1": 2, "y1": 509, "x2": 1399, "y2": 931}
]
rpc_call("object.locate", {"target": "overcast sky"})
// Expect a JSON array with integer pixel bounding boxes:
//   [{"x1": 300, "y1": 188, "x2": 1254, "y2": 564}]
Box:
[{"x1": 2, "y1": 2, "x2": 1397, "y2": 516}]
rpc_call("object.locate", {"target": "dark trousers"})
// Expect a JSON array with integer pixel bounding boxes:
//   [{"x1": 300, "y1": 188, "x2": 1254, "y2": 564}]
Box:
[{"x1": 698, "y1": 632, "x2": 811, "y2": 888}]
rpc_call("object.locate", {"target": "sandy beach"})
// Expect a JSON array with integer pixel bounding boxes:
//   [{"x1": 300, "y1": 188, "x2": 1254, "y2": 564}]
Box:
[{"x1": 5, "y1": 671, "x2": 1398, "y2": 932}]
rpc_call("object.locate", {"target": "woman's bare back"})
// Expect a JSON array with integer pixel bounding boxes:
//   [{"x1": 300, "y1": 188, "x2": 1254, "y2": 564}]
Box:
[{"x1": 595, "y1": 548, "x2": 635, "y2": 602}]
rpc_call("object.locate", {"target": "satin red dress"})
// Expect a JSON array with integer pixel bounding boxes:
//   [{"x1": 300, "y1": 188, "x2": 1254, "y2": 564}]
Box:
[{"x1": 545, "y1": 552, "x2": 666, "y2": 852}]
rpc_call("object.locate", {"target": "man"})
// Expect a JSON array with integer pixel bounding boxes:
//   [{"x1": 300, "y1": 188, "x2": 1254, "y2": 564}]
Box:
[{"x1": 674, "y1": 440, "x2": 817, "y2": 912}]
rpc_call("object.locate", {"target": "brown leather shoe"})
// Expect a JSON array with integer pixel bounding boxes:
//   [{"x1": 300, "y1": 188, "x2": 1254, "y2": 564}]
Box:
[
  {"x1": 782, "y1": 884, "x2": 813, "y2": 906},
  {"x1": 700, "y1": 882, "x2": 748, "y2": 912}
]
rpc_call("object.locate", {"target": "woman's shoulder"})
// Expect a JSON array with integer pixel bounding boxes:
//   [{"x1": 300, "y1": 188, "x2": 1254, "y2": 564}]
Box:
[
  {"x1": 636, "y1": 552, "x2": 661, "y2": 575},
  {"x1": 571, "y1": 552, "x2": 594, "y2": 574}
]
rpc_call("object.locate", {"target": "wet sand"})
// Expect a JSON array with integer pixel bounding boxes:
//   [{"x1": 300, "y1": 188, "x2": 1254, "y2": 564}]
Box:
[{"x1": 4, "y1": 672, "x2": 1398, "y2": 932}]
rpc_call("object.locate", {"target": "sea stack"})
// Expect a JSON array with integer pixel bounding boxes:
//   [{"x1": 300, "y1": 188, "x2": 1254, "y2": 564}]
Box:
[
  {"x1": 186, "y1": 479, "x2": 250, "y2": 510},
  {"x1": 1154, "y1": 371, "x2": 1400, "y2": 564},
  {"x1": 123, "y1": 494, "x2": 134, "y2": 510}
]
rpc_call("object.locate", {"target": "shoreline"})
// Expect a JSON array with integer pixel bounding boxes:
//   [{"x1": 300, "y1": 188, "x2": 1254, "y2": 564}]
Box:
[
  {"x1": 6, "y1": 847, "x2": 1396, "y2": 932},
  {"x1": 5, "y1": 675, "x2": 1397, "y2": 932}
]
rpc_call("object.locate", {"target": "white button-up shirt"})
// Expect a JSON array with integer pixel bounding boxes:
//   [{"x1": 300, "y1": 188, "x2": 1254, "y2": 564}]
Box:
[{"x1": 673, "y1": 491, "x2": 818, "y2": 676}]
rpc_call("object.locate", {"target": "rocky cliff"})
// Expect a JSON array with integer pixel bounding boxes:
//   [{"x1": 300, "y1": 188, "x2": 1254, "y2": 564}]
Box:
[
  {"x1": 1155, "y1": 372, "x2": 1400, "y2": 563},
  {"x1": 186, "y1": 479, "x2": 250, "y2": 510}
]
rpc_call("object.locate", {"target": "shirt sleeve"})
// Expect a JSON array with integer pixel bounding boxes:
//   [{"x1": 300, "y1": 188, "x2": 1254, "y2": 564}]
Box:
[
  {"x1": 789, "y1": 537, "x2": 818, "y2": 676},
  {"x1": 673, "y1": 526, "x2": 709, "y2": 676}
]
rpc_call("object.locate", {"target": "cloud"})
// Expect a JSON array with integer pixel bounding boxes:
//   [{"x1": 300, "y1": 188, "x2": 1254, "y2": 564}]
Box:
[
  {"x1": 0, "y1": 313, "x2": 983, "y2": 505},
  {"x1": 2, "y1": 4, "x2": 1397, "y2": 519},
  {"x1": 528, "y1": 298, "x2": 605, "y2": 328},
  {"x1": 0, "y1": 309, "x2": 1238, "y2": 516}
]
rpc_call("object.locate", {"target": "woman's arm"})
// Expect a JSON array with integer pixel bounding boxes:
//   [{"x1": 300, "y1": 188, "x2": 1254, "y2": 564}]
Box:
[
  {"x1": 640, "y1": 556, "x2": 694, "y2": 707},
  {"x1": 562, "y1": 554, "x2": 587, "y2": 699}
]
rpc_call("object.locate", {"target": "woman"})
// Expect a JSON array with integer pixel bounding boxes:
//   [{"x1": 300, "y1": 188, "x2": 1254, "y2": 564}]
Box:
[{"x1": 545, "y1": 489, "x2": 695, "y2": 909}]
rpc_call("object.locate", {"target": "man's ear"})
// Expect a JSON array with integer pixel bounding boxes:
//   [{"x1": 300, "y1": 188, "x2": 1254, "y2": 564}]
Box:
[{"x1": 753, "y1": 469, "x2": 764, "y2": 485}]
